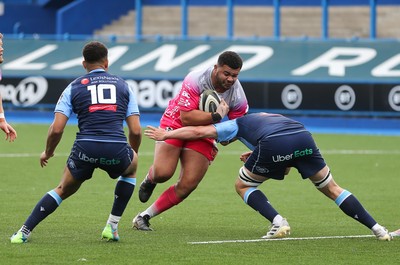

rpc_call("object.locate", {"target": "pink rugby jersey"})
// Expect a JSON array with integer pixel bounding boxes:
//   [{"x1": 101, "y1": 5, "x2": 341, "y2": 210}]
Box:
[{"x1": 161, "y1": 66, "x2": 248, "y2": 129}]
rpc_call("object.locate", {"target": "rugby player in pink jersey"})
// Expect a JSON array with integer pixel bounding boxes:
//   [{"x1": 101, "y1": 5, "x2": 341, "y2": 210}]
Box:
[{"x1": 133, "y1": 51, "x2": 248, "y2": 230}]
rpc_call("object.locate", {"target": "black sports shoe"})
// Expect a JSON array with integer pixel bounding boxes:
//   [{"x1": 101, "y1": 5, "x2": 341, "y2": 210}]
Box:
[
  {"x1": 138, "y1": 178, "x2": 157, "y2": 203},
  {"x1": 132, "y1": 214, "x2": 153, "y2": 231}
]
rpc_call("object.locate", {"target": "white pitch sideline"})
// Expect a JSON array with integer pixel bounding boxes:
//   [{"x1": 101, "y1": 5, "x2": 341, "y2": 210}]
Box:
[{"x1": 188, "y1": 235, "x2": 374, "y2": 244}]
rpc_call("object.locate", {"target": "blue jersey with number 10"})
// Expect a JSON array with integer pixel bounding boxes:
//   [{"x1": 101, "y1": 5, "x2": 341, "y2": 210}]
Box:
[{"x1": 55, "y1": 69, "x2": 139, "y2": 142}]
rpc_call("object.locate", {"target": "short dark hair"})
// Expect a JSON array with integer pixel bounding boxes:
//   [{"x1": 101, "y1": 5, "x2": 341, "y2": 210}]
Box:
[
  {"x1": 82, "y1": 41, "x2": 108, "y2": 63},
  {"x1": 217, "y1": 51, "x2": 243, "y2": 70}
]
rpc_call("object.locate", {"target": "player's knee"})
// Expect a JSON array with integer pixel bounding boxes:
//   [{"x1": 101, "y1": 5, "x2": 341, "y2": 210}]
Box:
[{"x1": 234, "y1": 178, "x2": 243, "y2": 195}]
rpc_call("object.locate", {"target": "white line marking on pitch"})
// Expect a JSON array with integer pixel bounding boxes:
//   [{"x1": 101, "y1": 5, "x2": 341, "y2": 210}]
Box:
[
  {"x1": 1, "y1": 150, "x2": 400, "y2": 158},
  {"x1": 188, "y1": 235, "x2": 374, "y2": 244},
  {"x1": 0, "y1": 151, "x2": 157, "y2": 158}
]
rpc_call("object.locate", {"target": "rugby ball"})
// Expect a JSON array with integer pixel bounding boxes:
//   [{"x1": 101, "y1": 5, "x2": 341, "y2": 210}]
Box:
[{"x1": 199, "y1": 90, "x2": 221, "y2": 112}]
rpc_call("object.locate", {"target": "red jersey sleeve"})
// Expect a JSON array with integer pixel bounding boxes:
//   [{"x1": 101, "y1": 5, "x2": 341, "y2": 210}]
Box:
[{"x1": 177, "y1": 76, "x2": 201, "y2": 112}]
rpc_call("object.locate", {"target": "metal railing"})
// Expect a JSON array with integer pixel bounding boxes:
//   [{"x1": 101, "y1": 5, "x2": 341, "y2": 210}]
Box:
[
  {"x1": 3, "y1": 0, "x2": 392, "y2": 42},
  {"x1": 133, "y1": 0, "x2": 381, "y2": 41}
]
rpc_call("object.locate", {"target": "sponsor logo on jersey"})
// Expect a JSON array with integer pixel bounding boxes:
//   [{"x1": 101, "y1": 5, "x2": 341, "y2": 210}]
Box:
[
  {"x1": 272, "y1": 148, "x2": 313, "y2": 162},
  {"x1": 178, "y1": 98, "x2": 190, "y2": 107},
  {"x1": 67, "y1": 158, "x2": 76, "y2": 169},
  {"x1": 256, "y1": 166, "x2": 269, "y2": 174},
  {"x1": 78, "y1": 152, "x2": 121, "y2": 165},
  {"x1": 181, "y1": 91, "x2": 190, "y2": 98},
  {"x1": 89, "y1": 104, "x2": 117, "y2": 112}
]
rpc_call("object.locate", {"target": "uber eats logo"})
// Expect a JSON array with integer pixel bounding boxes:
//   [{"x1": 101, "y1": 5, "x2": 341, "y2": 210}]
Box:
[
  {"x1": 78, "y1": 152, "x2": 121, "y2": 165},
  {"x1": 272, "y1": 148, "x2": 313, "y2": 162}
]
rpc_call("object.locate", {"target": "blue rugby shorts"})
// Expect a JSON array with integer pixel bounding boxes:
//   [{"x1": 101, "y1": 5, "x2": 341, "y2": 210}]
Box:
[
  {"x1": 66, "y1": 140, "x2": 134, "y2": 181},
  {"x1": 244, "y1": 130, "x2": 326, "y2": 180}
]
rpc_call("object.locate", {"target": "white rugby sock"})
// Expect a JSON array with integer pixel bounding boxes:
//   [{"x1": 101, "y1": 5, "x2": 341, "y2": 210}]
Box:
[
  {"x1": 107, "y1": 214, "x2": 121, "y2": 230},
  {"x1": 272, "y1": 214, "x2": 283, "y2": 224}
]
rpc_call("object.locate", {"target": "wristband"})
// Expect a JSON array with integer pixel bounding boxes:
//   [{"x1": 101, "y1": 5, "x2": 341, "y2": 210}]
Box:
[
  {"x1": 0, "y1": 112, "x2": 5, "y2": 119},
  {"x1": 211, "y1": 112, "x2": 222, "y2": 123}
]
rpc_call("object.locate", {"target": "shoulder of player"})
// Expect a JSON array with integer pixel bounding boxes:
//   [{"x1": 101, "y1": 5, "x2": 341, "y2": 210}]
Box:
[
  {"x1": 183, "y1": 67, "x2": 212, "y2": 90},
  {"x1": 71, "y1": 72, "x2": 126, "y2": 85}
]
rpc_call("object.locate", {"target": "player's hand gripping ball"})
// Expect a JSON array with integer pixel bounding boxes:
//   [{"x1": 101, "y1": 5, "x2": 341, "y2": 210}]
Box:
[{"x1": 199, "y1": 89, "x2": 221, "y2": 112}]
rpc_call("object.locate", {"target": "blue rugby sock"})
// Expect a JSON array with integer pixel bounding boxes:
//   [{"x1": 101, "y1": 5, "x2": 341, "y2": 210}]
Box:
[
  {"x1": 335, "y1": 190, "x2": 377, "y2": 229},
  {"x1": 111, "y1": 177, "x2": 135, "y2": 216},
  {"x1": 24, "y1": 190, "x2": 62, "y2": 233},
  {"x1": 245, "y1": 188, "x2": 279, "y2": 223}
]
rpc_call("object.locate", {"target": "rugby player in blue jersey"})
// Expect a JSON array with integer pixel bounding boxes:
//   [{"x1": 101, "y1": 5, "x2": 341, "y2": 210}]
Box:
[
  {"x1": 144, "y1": 110, "x2": 392, "y2": 241},
  {"x1": 10, "y1": 41, "x2": 142, "y2": 243}
]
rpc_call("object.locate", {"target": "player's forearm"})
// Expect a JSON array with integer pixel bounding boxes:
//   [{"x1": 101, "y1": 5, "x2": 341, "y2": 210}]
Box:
[
  {"x1": 165, "y1": 126, "x2": 216, "y2": 140},
  {"x1": 180, "y1": 110, "x2": 215, "y2": 126},
  {"x1": 0, "y1": 96, "x2": 5, "y2": 120},
  {"x1": 164, "y1": 127, "x2": 200, "y2": 140},
  {"x1": 129, "y1": 132, "x2": 141, "y2": 153},
  {"x1": 45, "y1": 124, "x2": 63, "y2": 156},
  {"x1": 126, "y1": 115, "x2": 142, "y2": 153}
]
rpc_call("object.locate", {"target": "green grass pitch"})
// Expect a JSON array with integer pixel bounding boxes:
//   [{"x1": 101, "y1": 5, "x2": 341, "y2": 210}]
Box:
[{"x1": 1, "y1": 123, "x2": 400, "y2": 264}]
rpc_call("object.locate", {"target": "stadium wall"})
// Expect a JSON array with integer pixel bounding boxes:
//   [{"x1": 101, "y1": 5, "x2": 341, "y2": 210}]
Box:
[
  {"x1": 1, "y1": 39, "x2": 400, "y2": 118},
  {"x1": 0, "y1": 0, "x2": 135, "y2": 35},
  {"x1": 0, "y1": 5, "x2": 56, "y2": 34},
  {"x1": 55, "y1": 1, "x2": 135, "y2": 35}
]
